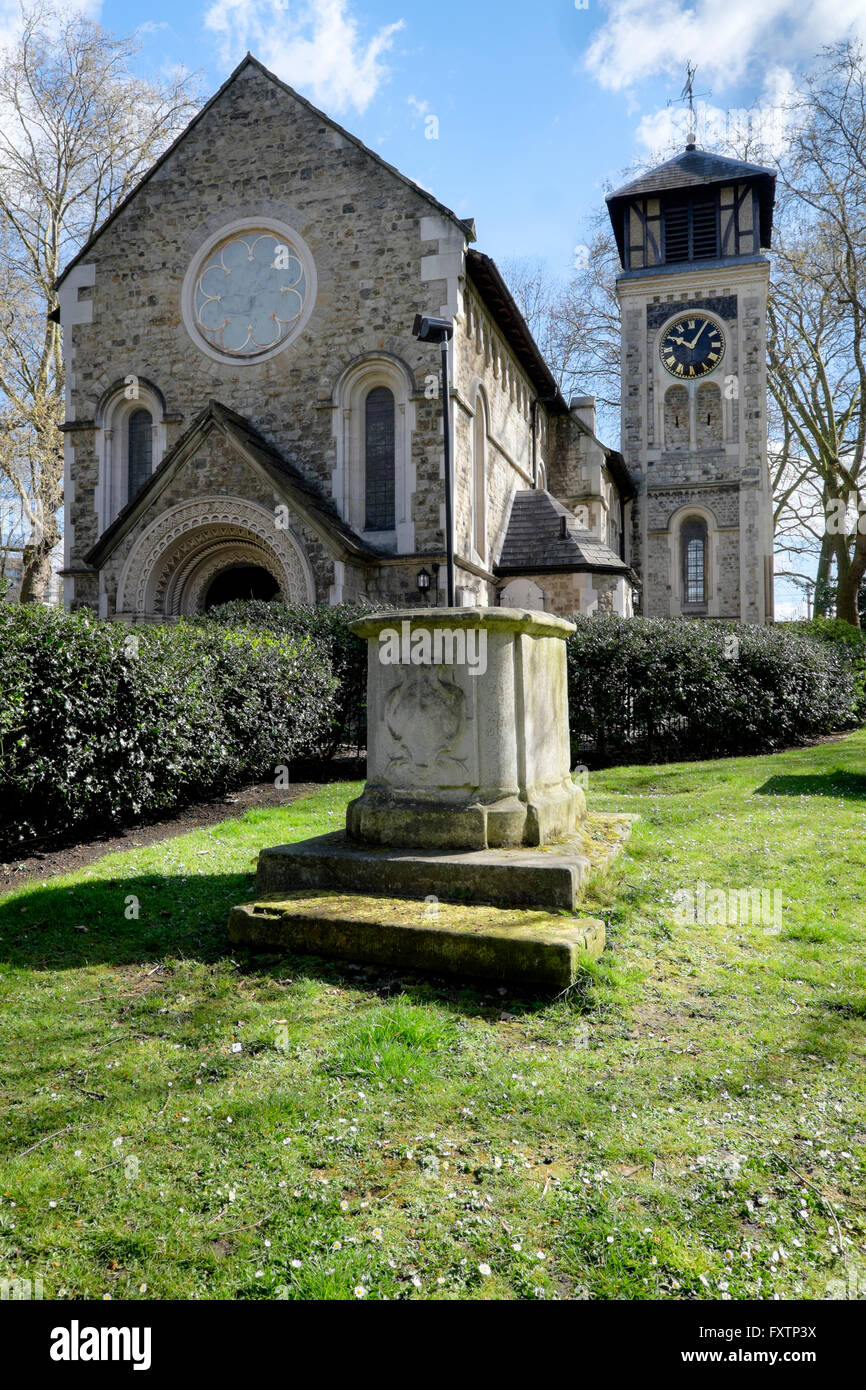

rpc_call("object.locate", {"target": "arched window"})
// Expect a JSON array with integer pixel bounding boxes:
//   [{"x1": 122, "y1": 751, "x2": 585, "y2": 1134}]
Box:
[
  {"x1": 364, "y1": 386, "x2": 395, "y2": 531},
  {"x1": 127, "y1": 409, "x2": 153, "y2": 503},
  {"x1": 333, "y1": 356, "x2": 415, "y2": 551},
  {"x1": 682, "y1": 517, "x2": 707, "y2": 606},
  {"x1": 472, "y1": 395, "x2": 487, "y2": 559},
  {"x1": 96, "y1": 381, "x2": 166, "y2": 531}
]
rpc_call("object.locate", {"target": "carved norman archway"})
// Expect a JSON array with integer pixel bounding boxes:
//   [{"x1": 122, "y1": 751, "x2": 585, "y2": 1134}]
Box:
[{"x1": 116, "y1": 497, "x2": 316, "y2": 617}]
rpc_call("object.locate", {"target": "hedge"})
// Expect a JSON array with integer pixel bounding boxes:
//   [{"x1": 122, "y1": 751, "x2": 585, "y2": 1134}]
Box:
[
  {"x1": 3, "y1": 601, "x2": 859, "y2": 854},
  {"x1": 195, "y1": 603, "x2": 859, "y2": 765},
  {"x1": 0, "y1": 605, "x2": 337, "y2": 854},
  {"x1": 786, "y1": 616, "x2": 866, "y2": 721},
  {"x1": 566, "y1": 615, "x2": 859, "y2": 763},
  {"x1": 193, "y1": 600, "x2": 374, "y2": 755}
]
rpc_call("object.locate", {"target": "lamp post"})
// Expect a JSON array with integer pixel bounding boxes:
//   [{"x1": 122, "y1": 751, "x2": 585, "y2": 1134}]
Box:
[
  {"x1": 412, "y1": 314, "x2": 455, "y2": 606},
  {"x1": 416, "y1": 566, "x2": 431, "y2": 604}
]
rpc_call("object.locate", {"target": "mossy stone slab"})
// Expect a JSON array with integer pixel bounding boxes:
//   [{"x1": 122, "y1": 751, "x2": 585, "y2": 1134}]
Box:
[
  {"x1": 228, "y1": 891, "x2": 605, "y2": 990},
  {"x1": 255, "y1": 813, "x2": 634, "y2": 912}
]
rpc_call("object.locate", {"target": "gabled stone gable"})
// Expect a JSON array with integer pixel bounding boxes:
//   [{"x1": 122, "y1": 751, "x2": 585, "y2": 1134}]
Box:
[{"x1": 60, "y1": 57, "x2": 472, "y2": 607}]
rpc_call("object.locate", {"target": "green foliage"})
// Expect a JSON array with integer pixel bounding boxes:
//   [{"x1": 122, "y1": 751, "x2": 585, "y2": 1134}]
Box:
[
  {"x1": 0, "y1": 605, "x2": 337, "y2": 853},
  {"x1": 194, "y1": 600, "x2": 377, "y2": 754},
  {"x1": 783, "y1": 617, "x2": 866, "y2": 721},
  {"x1": 794, "y1": 615, "x2": 866, "y2": 648},
  {"x1": 566, "y1": 615, "x2": 858, "y2": 763}
]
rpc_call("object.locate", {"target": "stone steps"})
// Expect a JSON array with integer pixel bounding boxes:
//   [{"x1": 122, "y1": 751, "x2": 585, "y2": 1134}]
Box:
[
  {"x1": 228, "y1": 891, "x2": 606, "y2": 991},
  {"x1": 255, "y1": 814, "x2": 635, "y2": 912}
]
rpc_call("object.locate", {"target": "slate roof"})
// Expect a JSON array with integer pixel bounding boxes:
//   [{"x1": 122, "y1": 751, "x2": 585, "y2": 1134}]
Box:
[
  {"x1": 466, "y1": 251, "x2": 567, "y2": 411},
  {"x1": 606, "y1": 144, "x2": 776, "y2": 261},
  {"x1": 85, "y1": 400, "x2": 382, "y2": 568},
  {"x1": 495, "y1": 490, "x2": 634, "y2": 577}
]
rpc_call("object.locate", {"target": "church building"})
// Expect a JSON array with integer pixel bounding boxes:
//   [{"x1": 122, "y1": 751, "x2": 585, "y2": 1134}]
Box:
[
  {"x1": 55, "y1": 56, "x2": 773, "y2": 624},
  {"x1": 606, "y1": 141, "x2": 776, "y2": 621}
]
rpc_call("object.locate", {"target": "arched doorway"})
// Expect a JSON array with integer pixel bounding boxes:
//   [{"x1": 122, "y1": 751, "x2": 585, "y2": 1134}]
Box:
[
  {"x1": 116, "y1": 498, "x2": 317, "y2": 618},
  {"x1": 203, "y1": 564, "x2": 280, "y2": 609}
]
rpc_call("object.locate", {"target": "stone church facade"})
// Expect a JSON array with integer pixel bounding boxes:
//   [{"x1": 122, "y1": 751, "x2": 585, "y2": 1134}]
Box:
[
  {"x1": 56, "y1": 57, "x2": 773, "y2": 625},
  {"x1": 56, "y1": 55, "x2": 633, "y2": 622}
]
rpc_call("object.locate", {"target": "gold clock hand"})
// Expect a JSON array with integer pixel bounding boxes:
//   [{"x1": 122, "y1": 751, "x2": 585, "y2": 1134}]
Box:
[{"x1": 685, "y1": 321, "x2": 708, "y2": 350}]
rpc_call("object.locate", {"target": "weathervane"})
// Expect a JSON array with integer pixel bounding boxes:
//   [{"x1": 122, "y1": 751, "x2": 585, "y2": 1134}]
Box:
[{"x1": 676, "y1": 61, "x2": 709, "y2": 149}]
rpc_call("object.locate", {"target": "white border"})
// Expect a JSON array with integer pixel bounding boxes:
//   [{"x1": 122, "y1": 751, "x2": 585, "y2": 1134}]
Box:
[{"x1": 180, "y1": 217, "x2": 318, "y2": 366}]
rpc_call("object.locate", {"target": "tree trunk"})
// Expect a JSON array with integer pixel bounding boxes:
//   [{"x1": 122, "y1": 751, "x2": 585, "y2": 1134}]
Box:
[
  {"x1": 814, "y1": 530, "x2": 834, "y2": 617},
  {"x1": 19, "y1": 536, "x2": 53, "y2": 603},
  {"x1": 836, "y1": 528, "x2": 866, "y2": 627}
]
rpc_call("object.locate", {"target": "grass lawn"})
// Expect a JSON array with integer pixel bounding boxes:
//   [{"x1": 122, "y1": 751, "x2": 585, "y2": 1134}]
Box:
[{"x1": 1, "y1": 731, "x2": 865, "y2": 1301}]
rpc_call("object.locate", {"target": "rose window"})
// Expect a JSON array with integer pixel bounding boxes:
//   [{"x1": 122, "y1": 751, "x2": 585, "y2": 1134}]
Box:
[{"x1": 193, "y1": 231, "x2": 307, "y2": 357}]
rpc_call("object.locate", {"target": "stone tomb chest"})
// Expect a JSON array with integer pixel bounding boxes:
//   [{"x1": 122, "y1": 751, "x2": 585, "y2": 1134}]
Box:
[{"x1": 229, "y1": 607, "x2": 630, "y2": 989}]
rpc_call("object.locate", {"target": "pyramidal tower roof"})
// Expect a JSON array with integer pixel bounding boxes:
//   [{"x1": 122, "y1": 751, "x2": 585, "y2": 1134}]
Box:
[{"x1": 606, "y1": 141, "x2": 776, "y2": 260}]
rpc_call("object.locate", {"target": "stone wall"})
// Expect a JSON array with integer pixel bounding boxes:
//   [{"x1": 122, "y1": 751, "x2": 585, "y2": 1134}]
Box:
[
  {"x1": 617, "y1": 261, "x2": 773, "y2": 622},
  {"x1": 452, "y1": 285, "x2": 542, "y2": 600},
  {"x1": 547, "y1": 410, "x2": 623, "y2": 555},
  {"x1": 505, "y1": 569, "x2": 631, "y2": 619},
  {"x1": 60, "y1": 59, "x2": 468, "y2": 612}
]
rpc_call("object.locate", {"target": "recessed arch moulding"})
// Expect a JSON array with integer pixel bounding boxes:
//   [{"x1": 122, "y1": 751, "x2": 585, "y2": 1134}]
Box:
[{"x1": 112, "y1": 497, "x2": 315, "y2": 619}]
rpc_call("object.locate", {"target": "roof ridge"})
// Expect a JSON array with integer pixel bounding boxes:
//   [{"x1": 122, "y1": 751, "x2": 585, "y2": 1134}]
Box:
[{"x1": 56, "y1": 54, "x2": 474, "y2": 290}]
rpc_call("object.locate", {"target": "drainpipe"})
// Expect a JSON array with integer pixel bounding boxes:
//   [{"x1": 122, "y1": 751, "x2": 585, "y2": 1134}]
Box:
[{"x1": 530, "y1": 398, "x2": 538, "y2": 487}]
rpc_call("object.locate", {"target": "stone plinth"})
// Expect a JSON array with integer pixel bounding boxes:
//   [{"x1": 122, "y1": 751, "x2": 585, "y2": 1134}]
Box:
[
  {"x1": 229, "y1": 893, "x2": 605, "y2": 991},
  {"x1": 229, "y1": 607, "x2": 633, "y2": 990},
  {"x1": 255, "y1": 815, "x2": 634, "y2": 911},
  {"x1": 345, "y1": 607, "x2": 584, "y2": 851}
]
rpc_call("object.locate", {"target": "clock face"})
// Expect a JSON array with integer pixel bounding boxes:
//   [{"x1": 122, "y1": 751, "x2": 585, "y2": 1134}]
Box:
[{"x1": 659, "y1": 315, "x2": 725, "y2": 379}]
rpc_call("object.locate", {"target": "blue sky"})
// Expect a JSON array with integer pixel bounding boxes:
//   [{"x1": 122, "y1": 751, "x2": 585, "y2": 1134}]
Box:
[{"x1": 88, "y1": 0, "x2": 865, "y2": 278}]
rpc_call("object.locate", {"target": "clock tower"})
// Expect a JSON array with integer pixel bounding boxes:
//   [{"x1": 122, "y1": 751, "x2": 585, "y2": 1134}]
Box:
[{"x1": 606, "y1": 142, "x2": 776, "y2": 622}]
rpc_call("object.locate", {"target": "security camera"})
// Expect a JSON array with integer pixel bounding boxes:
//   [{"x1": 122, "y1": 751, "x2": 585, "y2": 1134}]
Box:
[{"x1": 412, "y1": 314, "x2": 454, "y2": 343}]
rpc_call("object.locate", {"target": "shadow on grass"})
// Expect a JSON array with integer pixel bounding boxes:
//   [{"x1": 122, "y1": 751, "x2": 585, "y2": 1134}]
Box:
[
  {"x1": 754, "y1": 770, "x2": 866, "y2": 800},
  {"x1": 0, "y1": 871, "x2": 253, "y2": 971},
  {"x1": 0, "y1": 871, "x2": 598, "y2": 1020}
]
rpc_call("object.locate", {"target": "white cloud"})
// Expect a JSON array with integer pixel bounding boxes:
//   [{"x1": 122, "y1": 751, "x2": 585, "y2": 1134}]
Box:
[
  {"x1": 0, "y1": 0, "x2": 103, "y2": 57},
  {"x1": 586, "y1": 0, "x2": 866, "y2": 93},
  {"x1": 635, "y1": 67, "x2": 798, "y2": 160},
  {"x1": 203, "y1": 0, "x2": 404, "y2": 114}
]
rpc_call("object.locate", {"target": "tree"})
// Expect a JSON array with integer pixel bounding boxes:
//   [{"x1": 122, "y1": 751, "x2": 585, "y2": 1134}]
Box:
[
  {"x1": 0, "y1": 3, "x2": 199, "y2": 601},
  {"x1": 764, "y1": 205, "x2": 866, "y2": 619},
  {"x1": 774, "y1": 40, "x2": 866, "y2": 627},
  {"x1": 502, "y1": 217, "x2": 623, "y2": 441}
]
